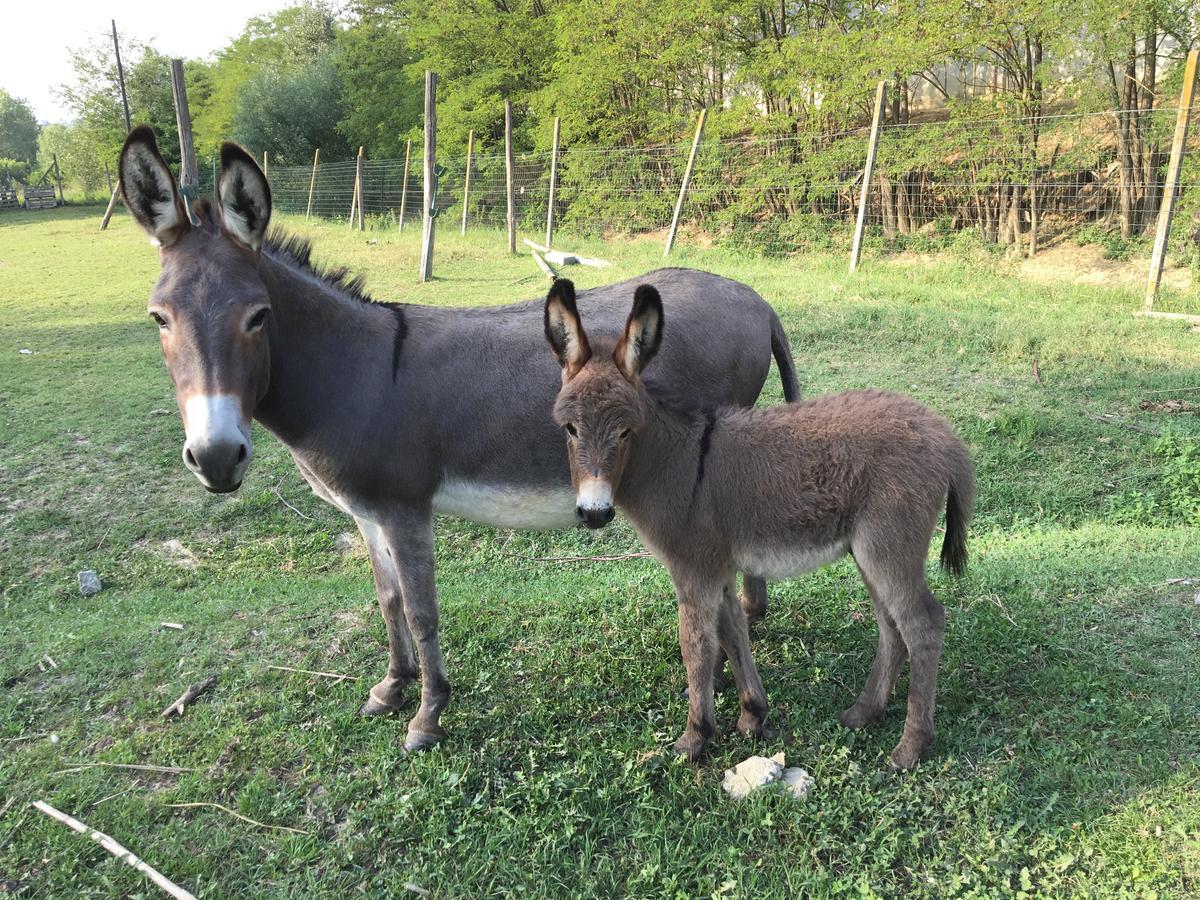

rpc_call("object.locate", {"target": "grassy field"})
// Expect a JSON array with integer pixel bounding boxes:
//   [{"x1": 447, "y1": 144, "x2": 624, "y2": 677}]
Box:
[{"x1": 1, "y1": 204, "x2": 1199, "y2": 897}]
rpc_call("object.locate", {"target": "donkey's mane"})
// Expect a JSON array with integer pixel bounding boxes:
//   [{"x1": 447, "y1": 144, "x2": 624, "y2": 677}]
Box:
[
  {"x1": 264, "y1": 229, "x2": 374, "y2": 304},
  {"x1": 191, "y1": 198, "x2": 376, "y2": 305}
]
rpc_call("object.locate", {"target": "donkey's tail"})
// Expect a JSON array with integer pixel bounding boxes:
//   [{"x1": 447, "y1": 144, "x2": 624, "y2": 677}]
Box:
[
  {"x1": 769, "y1": 312, "x2": 801, "y2": 403},
  {"x1": 940, "y1": 448, "x2": 975, "y2": 577}
]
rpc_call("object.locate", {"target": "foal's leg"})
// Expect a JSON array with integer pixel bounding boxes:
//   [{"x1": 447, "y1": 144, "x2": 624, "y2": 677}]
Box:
[
  {"x1": 672, "y1": 578, "x2": 723, "y2": 761},
  {"x1": 378, "y1": 507, "x2": 451, "y2": 752},
  {"x1": 718, "y1": 584, "x2": 768, "y2": 737},
  {"x1": 358, "y1": 519, "x2": 419, "y2": 716},
  {"x1": 839, "y1": 565, "x2": 907, "y2": 731},
  {"x1": 739, "y1": 574, "x2": 769, "y2": 623},
  {"x1": 888, "y1": 578, "x2": 945, "y2": 770}
]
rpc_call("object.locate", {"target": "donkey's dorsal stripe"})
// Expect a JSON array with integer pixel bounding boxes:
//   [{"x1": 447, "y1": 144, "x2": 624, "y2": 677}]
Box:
[{"x1": 381, "y1": 303, "x2": 408, "y2": 382}]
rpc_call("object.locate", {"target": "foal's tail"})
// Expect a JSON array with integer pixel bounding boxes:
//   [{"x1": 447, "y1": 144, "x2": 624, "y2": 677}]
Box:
[
  {"x1": 940, "y1": 448, "x2": 975, "y2": 577},
  {"x1": 769, "y1": 312, "x2": 802, "y2": 403}
]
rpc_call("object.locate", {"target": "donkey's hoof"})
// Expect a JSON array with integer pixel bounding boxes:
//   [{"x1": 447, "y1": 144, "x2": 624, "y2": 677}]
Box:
[
  {"x1": 403, "y1": 729, "x2": 444, "y2": 754},
  {"x1": 838, "y1": 704, "x2": 883, "y2": 731},
  {"x1": 359, "y1": 695, "x2": 402, "y2": 717},
  {"x1": 888, "y1": 738, "x2": 930, "y2": 771},
  {"x1": 736, "y1": 710, "x2": 766, "y2": 738}
]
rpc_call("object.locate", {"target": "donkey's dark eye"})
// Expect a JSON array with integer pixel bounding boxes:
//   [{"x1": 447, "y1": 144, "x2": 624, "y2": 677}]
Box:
[
  {"x1": 564, "y1": 423, "x2": 578, "y2": 438},
  {"x1": 149, "y1": 312, "x2": 168, "y2": 329},
  {"x1": 619, "y1": 428, "x2": 632, "y2": 441},
  {"x1": 246, "y1": 308, "x2": 269, "y2": 332}
]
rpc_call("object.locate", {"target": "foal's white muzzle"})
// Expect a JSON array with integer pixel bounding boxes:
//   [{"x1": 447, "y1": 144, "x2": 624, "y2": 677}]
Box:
[
  {"x1": 576, "y1": 478, "x2": 615, "y2": 529},
  {"x1": 181, "y1": 394, "x2": 253, "y2": 493}
]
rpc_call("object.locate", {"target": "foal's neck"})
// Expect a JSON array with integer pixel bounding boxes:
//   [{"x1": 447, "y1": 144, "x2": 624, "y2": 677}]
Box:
[{"x1": 619, "y1": 386, "x2": 715, "y2": 526}]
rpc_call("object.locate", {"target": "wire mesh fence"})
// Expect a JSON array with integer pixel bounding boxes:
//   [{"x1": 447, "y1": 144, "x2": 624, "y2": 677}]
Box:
[{"x1": 199, "y1": 104, "x2": 1200, "y2": 266}]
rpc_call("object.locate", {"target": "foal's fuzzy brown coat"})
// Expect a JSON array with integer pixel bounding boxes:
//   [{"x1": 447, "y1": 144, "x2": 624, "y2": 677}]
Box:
[{"x1": 545, "y1": 280, "x2": 974, "y2": 768}]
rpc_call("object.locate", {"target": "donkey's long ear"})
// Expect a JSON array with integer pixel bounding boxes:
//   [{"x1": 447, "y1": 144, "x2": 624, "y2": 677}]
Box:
[
  {"x1": 119, "y1": 125, "x2": 189, "y2": 247},
  {"x1": 217, "y1": 143, "x2": 272, "y2": 252},
  {"x1": 544, "y1": 278, "x2": 592, "y2": 379},
  {"x1": 614, "y1": 284, "x2": 664, "y2": 380}
]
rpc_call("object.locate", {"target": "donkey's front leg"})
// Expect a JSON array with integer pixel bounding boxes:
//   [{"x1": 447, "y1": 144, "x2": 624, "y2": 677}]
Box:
[
  {"x1": 358, "y1": 519, "x2": 419, "y2": 716},
  {"x1": 379, "y1": 507, "x2": 451, "y2": 752},
  {"x1": 672, "y1": 579, "x2": 722, "y2": 761}
]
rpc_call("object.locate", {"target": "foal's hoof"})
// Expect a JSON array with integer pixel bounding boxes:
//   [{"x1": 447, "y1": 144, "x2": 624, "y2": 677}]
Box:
[
  {"x1": 736, "y1": 709, "x2": 766, "y2": 738},
  {"x1": 888, "y1": 738, "x2": 930, "y2": 771},
  {"x1": 360, "y1": 685, "x2": 406, "y2": 717},
  {"x1": 838, "y1": 704, "x2": 883, "y2": 731},
  {"x1": 671, "y1": 732, "x2": 710, "y2": 763}
]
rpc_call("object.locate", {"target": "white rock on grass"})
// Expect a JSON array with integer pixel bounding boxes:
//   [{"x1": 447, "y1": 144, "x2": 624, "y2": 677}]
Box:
[
  {"x1": 77, "y1": 570, "x2": 102, "y2": 596},
  {"x1": 721, "y1": 751, "x2": 815, "y2": 800}
]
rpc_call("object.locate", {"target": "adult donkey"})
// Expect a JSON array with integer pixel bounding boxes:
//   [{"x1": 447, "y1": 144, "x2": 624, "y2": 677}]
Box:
[{"x1": 118, "y1": 127, "x2": 800, "y2": 751}]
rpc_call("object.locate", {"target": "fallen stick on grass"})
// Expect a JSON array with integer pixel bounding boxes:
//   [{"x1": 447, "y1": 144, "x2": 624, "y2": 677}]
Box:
[
  {"x1": 265, "y1": 664, "x2": 359, "y2": 682},
  {"x1": 161, "y1": 676, "x2": 218, "y2": 719},
  {"x1": 54, "y1": 762, "x2": 200, "y2": 776},
  {"x1": 165, "y1": 801, "x2": 308, "y2": 835},
  {"x1": 514, "y1": 551, "x2": 653, "y2": 563},
  {"x1": 160, "y1": 622, "x2": 184, "y2": 631},
  {"x1": 530, "y1": 249, "x2": 557, "y2": 281},
  {"x1": 30, "y1": 800, "x2": 197, "y2": 900}
]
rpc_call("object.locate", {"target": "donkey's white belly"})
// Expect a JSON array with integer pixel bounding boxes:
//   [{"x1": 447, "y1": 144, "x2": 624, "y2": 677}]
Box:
[
  {"x1": 738, "y1": 540, "x2": 849, "y2": 580},
  {"x1": 432, "y1": 479, "x2": 578, "y2": 530}
]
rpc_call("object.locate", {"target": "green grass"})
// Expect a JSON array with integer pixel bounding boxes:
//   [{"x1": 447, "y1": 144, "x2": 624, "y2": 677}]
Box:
[{"x1": 2, "y1": 204, "x2": 1199, "y2": 897}]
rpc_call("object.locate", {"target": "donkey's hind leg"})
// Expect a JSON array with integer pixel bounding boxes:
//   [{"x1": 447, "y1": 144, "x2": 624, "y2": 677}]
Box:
[
  {"x1": 839, "y1": 566, "x2": 907, "y2": 731},
  {"x1": 739, "y1": 574, "x2": 769, "y2": 623},
  {"x1": 719, "y1": 584, "x2": 768, "y2": 737}
]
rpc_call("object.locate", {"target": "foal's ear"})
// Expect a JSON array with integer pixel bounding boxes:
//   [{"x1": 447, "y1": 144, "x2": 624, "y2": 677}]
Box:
[
  {"x1": 217, "y1": 143, "x2": 272, "y2": 252},
  {"x1": 119, "y1": 125, "x2": 190, "y2": 247},
  {"x1": 544, "y1": 278, "x2": 592, "y2": 378},
  {"x1": 615, "y1": 284, "x2": 664, "y2": 380}
]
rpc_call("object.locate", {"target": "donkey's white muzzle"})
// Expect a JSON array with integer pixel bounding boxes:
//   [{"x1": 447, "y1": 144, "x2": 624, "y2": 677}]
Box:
[{"x1": 181, "y1": 394, "x2": 253, "y2": 493}]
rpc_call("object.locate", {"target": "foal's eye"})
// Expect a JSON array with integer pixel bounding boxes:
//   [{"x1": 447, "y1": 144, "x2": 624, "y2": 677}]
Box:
[
  {"x1": 246, "y1": 308, "x2": 269, "y2": 332},
  {"x1": 619, "y1": 428, "x2": 632, "y2": 441},
  {"x1": 564, "y1": 423, "x2": 578, "y2": 438},
  {"x1": 149, "y1": 312, "x2": 168, "y2": 329}
]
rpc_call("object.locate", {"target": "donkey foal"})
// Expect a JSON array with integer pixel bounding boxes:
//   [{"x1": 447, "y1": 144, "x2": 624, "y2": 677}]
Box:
[{"x1": 543, "y1": 280, "x2": 974, "y2": 768}]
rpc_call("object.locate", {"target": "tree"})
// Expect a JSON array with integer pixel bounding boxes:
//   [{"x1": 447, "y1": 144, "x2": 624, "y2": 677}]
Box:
[
  {"x1": 193, "y1": 1, "x2": 340, "y2": 153},
  {"x1": 37, "y1": 123, "x2": 109, "y2": 198},
  {"x1": 232, "y1": 54, "x2": 351, "y2": 163},
  {"x1": 0, "y1": 88, "x2": 39, "y2": 162},
  {"x1": 335, "y1": 3, "x2": 422, "y2": 157}
]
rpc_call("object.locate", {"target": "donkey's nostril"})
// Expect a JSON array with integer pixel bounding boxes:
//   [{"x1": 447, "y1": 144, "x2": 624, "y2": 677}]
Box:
[
  {"x1": 236, "y1": 444, "x2": 247, "y2": 464},
  {"x1": 183, "y1": 446, "x2": 198, "y2": 469}
]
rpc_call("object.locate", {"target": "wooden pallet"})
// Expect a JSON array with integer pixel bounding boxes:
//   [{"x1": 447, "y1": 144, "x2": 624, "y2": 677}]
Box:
[
  {"x1": 0, "y1": 190, "x2": 20, "y2": 210},
  {"x1": 23, "y1": 186, "x2": 59, "y2": 209}
]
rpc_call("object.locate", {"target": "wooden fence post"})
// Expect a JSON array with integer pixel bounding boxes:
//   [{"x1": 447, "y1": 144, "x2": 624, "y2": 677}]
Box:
[
  {"x1": 1142, "y1": 48, "x2": 1198, "y2": 318},
  {"x1": 100, "y1": 19, "x2": 132, "y2": 230},
  {"x1": 169, "y1": 59, "x2": 199, "y2": 223},
  {"x1": 849, "y1": 80, "x2": 887, "y2": 274},
  {"x1": 263, "y1": 151, "x2": 269, "y2": 178},
  {"x1": 461, "y1": 129, "x2": 473, "y2": 235},
  {"x1": 545, "y1": 116, "x2": 561, "y2": 248},
  {"x1": 663, "y1": 108, "x2": 707, "y2": 258},
  {"x1": 52, "y1": 155, "x2": 64, "y2": 204},
  {"x1": 356, "y1": 147, "x2": 365, "y2": 231},
  {"x1": 505, "y1": 98, "x2": 516, "y2": 254},
  {"x1": 398, "y1": 139, "x2": 412, "y2": 232},
  {"x1": 305, "y1": 148, "x2": 320, "y2": 220},
  {"x1": 104, "y1": 162, "x2": 113, "y2": 195},
  {"x1": 211, "y1": 158, "x2": 217, "y2": 204},
  {"x1": 420, "y1": 71, "x2": 437, "y2": 282}
]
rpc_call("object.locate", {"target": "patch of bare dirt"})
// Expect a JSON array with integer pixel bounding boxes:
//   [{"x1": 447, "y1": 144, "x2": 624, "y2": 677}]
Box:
[{"x1": 1019, "y1": 243, "x2": 1194, "y2": 292}]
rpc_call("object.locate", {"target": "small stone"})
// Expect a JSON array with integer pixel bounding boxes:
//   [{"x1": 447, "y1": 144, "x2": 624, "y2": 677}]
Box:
[
  {"x1": 77, "y1": 570, "x2": 102, "y2": 596},
  {"x1": 148, "y1": 408, "x2": 172, "y2": 417},
  {"x1": 19, "y1": 348, "x2": 32, "y2": 355},
  {"x1": 161, "y1": 539, "x2": 197, "y2": 570},
  {"x1": 721, "y1": 752, "x2": 786, "y2": 800},
  {"x1": 50, "y1": 733, "x2": 59, "y2": 744},
  {"x1": 782, "y1": 766, "x2": 815, "y2": 798}
]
